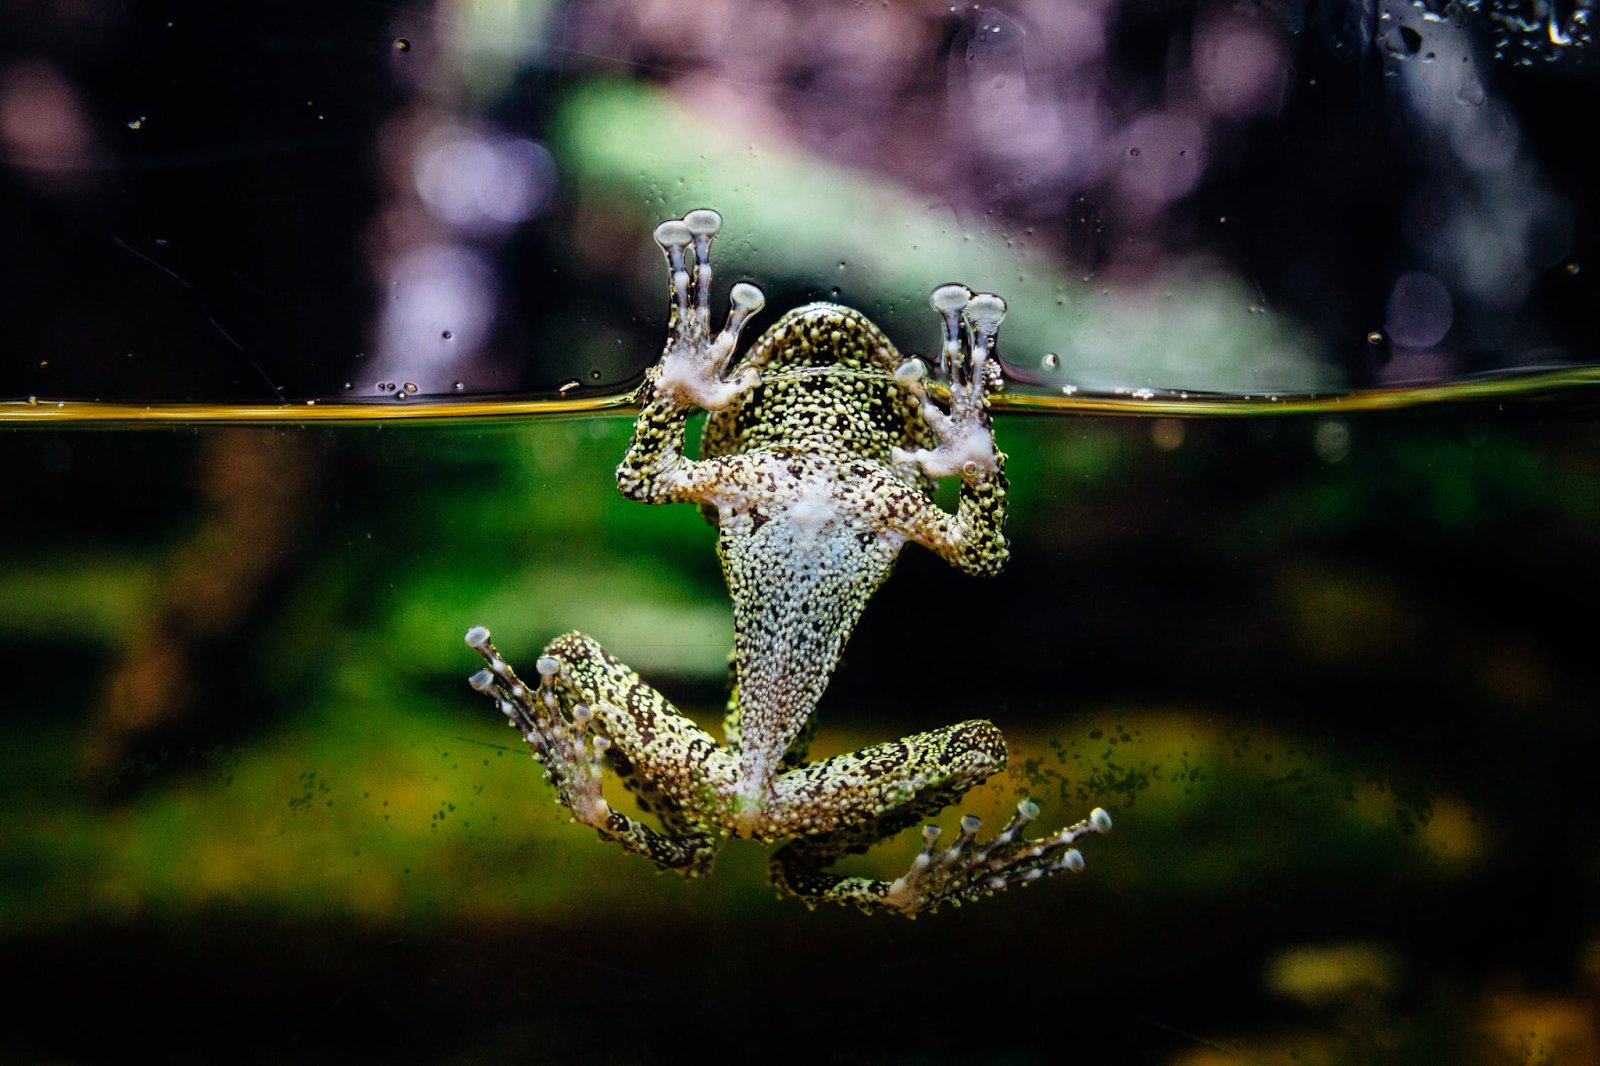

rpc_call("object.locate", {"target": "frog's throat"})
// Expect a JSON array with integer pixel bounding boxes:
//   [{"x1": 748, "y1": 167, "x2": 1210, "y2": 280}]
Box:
[{"x1": 721, "y1": 521, "x2": 899, "y2": 802}]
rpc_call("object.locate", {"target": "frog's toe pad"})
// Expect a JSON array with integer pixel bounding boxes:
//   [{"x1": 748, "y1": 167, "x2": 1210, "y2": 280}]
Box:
[{"x1": 885, "y1": 801, "x2": 1112, "y2": 914}]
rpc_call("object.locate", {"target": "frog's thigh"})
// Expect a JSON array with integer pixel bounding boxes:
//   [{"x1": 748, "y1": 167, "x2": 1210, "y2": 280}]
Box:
[
  {"x1": 761, "y1": 719, "x2": 1007, "y2": 839},
  {"x1": 543, "y1": 632, "x2": 738, "y2": 808}
]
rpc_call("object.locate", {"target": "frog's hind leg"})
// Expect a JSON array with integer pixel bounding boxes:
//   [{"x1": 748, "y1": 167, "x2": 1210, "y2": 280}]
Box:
[
  {"x1": 764, "y1": 719, "x2": 1112, "y2": 915},
  {"x1": 465, "y1": 626, "x2": 733, "y2": 876}
]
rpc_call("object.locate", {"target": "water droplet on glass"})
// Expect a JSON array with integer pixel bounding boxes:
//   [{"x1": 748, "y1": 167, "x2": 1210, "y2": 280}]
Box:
[
  {"x1": 403, "y1": 381, "x2": 419, "y2": 393},
  {"x1": 1456, "y1": 80, "x2": 1486, "y2": 107},
  {"x1": 126, "y1": 116, "x2": 145, "y2": 130},
  {"x1": 1040, "y1": 353, "x2": 1060, "y2": 370},
  {"x1": 1565, "y1": 261, "x2": 1581, "y2": 276},
  {"x1": 394, "y1": 390, "x2": 408, "y2": 402},
  {"x1": 37, "y1": 360, "x2": 48, "y2": 371},
  {"x1": 393, "y1": 37, "x2": 411, "y2": 52},
  {"x1": 1367, "y1": 330, "x2": 1387, "y2": 345},
  {"x1": 343, "y1": 381, "x2": 353, "y2": 390},
  {"x1": 441, "y1": 330, "x2": 453, "y2": 340},
  {"x1": 453, "y1": 381, "x2": 465, "y2": 391},
  {"x1": 1388, "y1": 25, "x2": 1423, "y2": 56}
]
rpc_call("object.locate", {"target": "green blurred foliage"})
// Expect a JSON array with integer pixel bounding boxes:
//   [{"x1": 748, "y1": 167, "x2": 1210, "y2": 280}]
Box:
[{"x1": 4, "y1": 402, "x2": 1600, "y2": 1062}]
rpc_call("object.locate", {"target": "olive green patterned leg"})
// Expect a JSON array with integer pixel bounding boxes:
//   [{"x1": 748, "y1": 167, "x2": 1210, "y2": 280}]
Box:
[
  {"x1": 465, "y1": 626, "x2": 727, "y2": 876},
  {"x1": 763, "y1": 719, "x2": 1112, "y2": 915}
]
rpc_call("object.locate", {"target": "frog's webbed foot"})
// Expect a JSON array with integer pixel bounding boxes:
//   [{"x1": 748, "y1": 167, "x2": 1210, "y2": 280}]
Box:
[
  {"x1": 652, "y1": 209, "x2": 766, "y2": 412},
  {"x1": 465, "y1": 625, "x2": 725, "y2": 875},
  {"x1": 466, "y1": 625, "x2": 611, "y2": 829},
  {"x1": 890, "y1": 284, "x2": 1006, "y2": 481},
  {"x1": 882, "y1": 802, "x2": 1114, "y2": 915}
]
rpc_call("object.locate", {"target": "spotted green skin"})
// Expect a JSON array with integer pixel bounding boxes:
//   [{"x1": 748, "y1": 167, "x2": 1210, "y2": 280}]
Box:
[{"x1": 475, "y1": 216, "x2": 1107, "y2": 913}]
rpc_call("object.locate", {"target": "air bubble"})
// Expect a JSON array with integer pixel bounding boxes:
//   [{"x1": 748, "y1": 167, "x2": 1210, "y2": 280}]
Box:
[
  {"x1": 1128, "y1": 146, "x2": 1140, "y2": 157},
  {"x1": 1366, "y1": 330, "x2": 1387, "y2": 346},
  {"x1": 1314, "y1": 419, "x2": 1351, "y2": 464},
  {"x1": 403, "y1": 381, "x2": 419, "y2": 393},
  {"x1": 1565, "y1": 262, "x2": 1582, "y2": 276},
  {"x1": 441, "y1": 330, "x2": 453, "y2": 340},
  {"x1": 1040, "y1": 353, "x2": 1060, "y2": 370},
  {"x1": 1151, "y1": 419, "x2": 1185, "y2": 451},
  {"x1": 453, "y1": 381, "x2": 464, "y2": 391},
  {"x1": 393, "y1": 37, "x2": 411, "y2": 52}
]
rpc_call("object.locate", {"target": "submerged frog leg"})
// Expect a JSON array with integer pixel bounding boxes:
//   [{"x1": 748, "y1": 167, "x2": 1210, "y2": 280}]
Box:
[
  {"x1": 616, "y1": 209, "x2": 767, "y2": 506},
  {"x1": 763, "y1": 719, "x2": 1111, "y2": 914},
  {"x1": 465, "y1": 626, "x2": 730, "y2": 876}
]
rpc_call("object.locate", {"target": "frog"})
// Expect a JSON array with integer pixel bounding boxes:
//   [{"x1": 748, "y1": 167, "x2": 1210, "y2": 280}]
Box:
[{"x1": 465, "y1": 208, "x2": 1111, "y2": 914}]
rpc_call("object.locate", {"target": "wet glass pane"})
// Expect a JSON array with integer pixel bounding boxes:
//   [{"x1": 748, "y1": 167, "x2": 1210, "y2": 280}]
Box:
[{"x1": 2, "y1": 2, "x2": 1598, "y2": 1063}]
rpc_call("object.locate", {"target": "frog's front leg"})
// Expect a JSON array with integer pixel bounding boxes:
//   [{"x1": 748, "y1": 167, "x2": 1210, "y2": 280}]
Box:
[
  {"x1": 616, "y1": 209, "x2": 766, "y2": 506},
  {"x1": 762, "y1": 721, "x2": 1112, "y2": 915},
  {"x1": 889, "y1": 285, "x2": 1010, "y2": 577},
  {"x1": 465, "y1": 626, "x2": 735, "y2": 875}
]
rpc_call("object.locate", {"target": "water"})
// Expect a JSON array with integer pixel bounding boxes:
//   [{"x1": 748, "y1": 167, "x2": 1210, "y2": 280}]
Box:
[
  {"x1": 7, "y1": 364, "x2": 1600, "y2": 424},
  {"x1": 4, "y1": 0, "x2": 1599, "y2": 1060},
  {"x1": 4, "y1": 388, "x2": 1599, "y2": 1062}
]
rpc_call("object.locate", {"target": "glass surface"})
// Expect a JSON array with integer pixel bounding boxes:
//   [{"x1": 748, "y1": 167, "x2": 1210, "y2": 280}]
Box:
[{"x1": 2, "y1": 2, "x2": 1598, "y2": 1063}]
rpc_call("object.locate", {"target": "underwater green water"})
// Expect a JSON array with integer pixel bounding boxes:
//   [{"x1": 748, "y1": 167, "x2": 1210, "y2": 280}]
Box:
[{"x1": 3, "y1": 394, "x2": 1598, "y2": 1063}]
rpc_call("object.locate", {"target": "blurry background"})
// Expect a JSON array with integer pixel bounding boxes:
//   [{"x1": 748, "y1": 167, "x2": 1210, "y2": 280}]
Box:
[
  {"x1": 3, "y1": 1, "x2": 1600, "y2": 1064},
  {"x1": 1, "y1": 0, "x2": 1595, "y2": 404}
]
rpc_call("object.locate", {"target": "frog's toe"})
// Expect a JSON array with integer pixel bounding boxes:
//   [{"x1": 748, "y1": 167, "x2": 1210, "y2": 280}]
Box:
[
  {"x1": 464, "y1": 636, "x2": 612, "y2": 819},
  {"x1": 885, "y1": 800, "x2": 1112, "y2": 913},
  {"x1": 649, "y1": 210, "x2": 767, "y2": 410},
  {"x1": 683, "y1": 207, "x2": 722, "y2": 238},
  {"x1": 655, "y1": 208, "x2": 725, "y2": 328}
]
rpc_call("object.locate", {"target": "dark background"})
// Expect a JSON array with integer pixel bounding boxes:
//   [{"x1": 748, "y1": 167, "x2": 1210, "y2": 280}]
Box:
[{"x1": 3, "y1": 2, "x2": 1600, "y2": 1063}]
